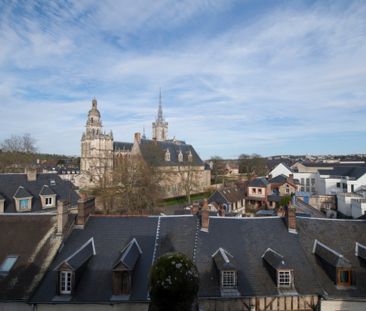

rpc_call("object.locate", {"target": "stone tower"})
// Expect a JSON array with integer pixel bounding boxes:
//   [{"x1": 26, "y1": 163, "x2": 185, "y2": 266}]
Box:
[
  {"x1": 152, "y1": 91, "x2": 168, "y2": 141},
  {"x1": 80, "y1": 98, "x2": 113, "y2": 184}
]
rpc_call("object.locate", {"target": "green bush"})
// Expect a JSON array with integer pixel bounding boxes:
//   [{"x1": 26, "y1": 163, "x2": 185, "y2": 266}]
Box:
[{"x1": 149, "y1": 252, "x2": 199, "y2": 311}]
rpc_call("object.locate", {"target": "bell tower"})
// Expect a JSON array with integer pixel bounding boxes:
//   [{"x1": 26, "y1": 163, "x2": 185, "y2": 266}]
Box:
[{"x1": 152, "y1": 90, "x2": 168, "y2": 141}]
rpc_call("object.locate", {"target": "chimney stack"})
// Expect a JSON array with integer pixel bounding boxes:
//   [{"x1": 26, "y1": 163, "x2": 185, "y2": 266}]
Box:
[
  {"x1": 25, "y1": 167, "x2": 37, "y2": 181},
  {"x1": 201, "y1": 199, "x2": 209, "y2": 232},
  {"x1": 134, "y1": 132, "x2": 141, "y2": 143},
  {"x1": 191, "y1": 202, "x2": 199, "y2": 215},
  {"x1": 56, "y1": 200, "x2": 69, "y2": 237},
  {"x1": 285, "y1": 201, "x2": 297, "y2": 234},
  {"x1": 76, "y1": 194, "x2": 95, "y2": 228},
  {"x1": 288, "y1": 174, "x2": 294, "y2": 183}
]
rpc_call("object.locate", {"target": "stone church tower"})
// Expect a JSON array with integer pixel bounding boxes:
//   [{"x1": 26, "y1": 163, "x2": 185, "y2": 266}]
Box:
[
  {"x1": 152, "y1": 91, "x2": 168, "y2": 141},
  {"x1": 80, "y1": 98, "x2": 113, "y2": 184}
]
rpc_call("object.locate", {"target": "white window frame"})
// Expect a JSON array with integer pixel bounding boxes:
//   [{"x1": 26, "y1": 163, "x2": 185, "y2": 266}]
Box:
[
  {"x1": 45, "y1": 197, "x2": 53, "y2": 206},
  {"x1": 19, "y1": 199, "x2": 29, "y2": 209},
  {"x1": 277, "y1": 270, "x2": 291, "y2": 288},
  {"x1": 60, "y1": 271, "x2": 72, "y2": 294},
  {"x1": 221, "y1": 271, "x2": 236, "y2": 288}
]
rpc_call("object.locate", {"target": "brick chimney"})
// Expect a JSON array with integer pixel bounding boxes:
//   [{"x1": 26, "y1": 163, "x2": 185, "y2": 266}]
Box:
[
  {"x1": 134, "y1": 132, "x2": 141, "y2": 143},
  {"x1": 191, "y1": 202, "x2": 199, "y2": 215},
  {"x1": 56, "y1": 200, "x2": 69, "y2": 237},
  {"x1": 201, "y1": 199, "x2": 209, "y2": 232},
  {"x1": 76, "y1": 194, "x2": 95, "y2": 228},
  {"x1": 285, "y1": 202, "x2": 297, "y2": 234},
  {"x1": 288, "y1": 174, "x2": 294, "y2": 183},
  {"x1": 25, "y1": 167, "x2": 37, "y2": 181}
]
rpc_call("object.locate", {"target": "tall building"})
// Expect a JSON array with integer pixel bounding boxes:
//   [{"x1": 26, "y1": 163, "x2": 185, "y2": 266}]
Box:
[{"x1": 76, "y1": 95, "x2": 211, "y2": 196}]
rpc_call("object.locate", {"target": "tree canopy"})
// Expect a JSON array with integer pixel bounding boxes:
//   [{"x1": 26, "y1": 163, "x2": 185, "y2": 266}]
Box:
[{"x1": 149, "y1": 252, "x2": 199, "y2": 311}]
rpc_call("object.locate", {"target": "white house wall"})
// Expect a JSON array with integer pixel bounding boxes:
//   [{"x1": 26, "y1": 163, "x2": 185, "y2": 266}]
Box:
[{"x1": 321, "y1": 299, "x2": 366, "y2": 311}]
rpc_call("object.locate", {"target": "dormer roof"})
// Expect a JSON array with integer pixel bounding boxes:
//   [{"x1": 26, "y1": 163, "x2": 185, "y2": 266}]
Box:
[
  {"x1": 13, "y1": 186, "x2": 32, "y2": 198},
  {"x1": 355, "y1": 242, "x2": 366, "y2": 261},
  {"x1": 39, "y1": 185, "x2": 56, "y2": 196},
  {"x1": 262, "y1": 248, "x2": 290, "y2": 270},
  {"x1": 113, "y1": 238, "x2": 142, "y2": 271},
  {"x1": 312, "y1": 240, "x2": 351, "y2": 268},
  {"x1": 212, "y1": 248, "x2": 235, "y2": 270},
  {"x1": 55, "y1": 238, "x2": 96, "y2": 271}
]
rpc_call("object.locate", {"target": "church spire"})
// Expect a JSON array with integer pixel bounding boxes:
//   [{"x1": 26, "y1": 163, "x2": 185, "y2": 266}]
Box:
[{"x1": 157, "y1": 88, "x2": 164, "y2": 122}]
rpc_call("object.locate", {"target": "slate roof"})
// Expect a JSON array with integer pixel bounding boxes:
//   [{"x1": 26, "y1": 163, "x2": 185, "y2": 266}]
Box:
[
  {"x1": 0, "y1": 214, "x2": 59, "y2": 301},
  {"x1": 312, "y1": 240, "x2": 352, "y2": 268},
  {"x1": 248, "y1": 177, "x2": 269, "y2": 188},
  {"x1": 356, "y1": 242, "x2": 366, "y2": 261},
  {"x1": 0, "y1": 173, "x2": 79, "y2": 213},
  {"x1": 212, "y1": 248, "x2": 236, "y2": 270},
  {"x1": 32, "y1": 216, "x2": 158, "y2": 303},
  {"x1": 138, "y1": 139, "x2": 204, "y2": 167},
  {"x1": 269, "y1": 174, "x2": 288, "y2": 184},
  {"x1": 113, "y1": 141, "x2": 133, "y2": 151},
  {"x1": 208, "y1": 187, "x2": 245, "y2": 206},
  {"x1": 297, "y1": 218, "x2": 366, "y2": 298},
  {"x1": 318, "y1": 165, "x2": 366, "y2": 180}
]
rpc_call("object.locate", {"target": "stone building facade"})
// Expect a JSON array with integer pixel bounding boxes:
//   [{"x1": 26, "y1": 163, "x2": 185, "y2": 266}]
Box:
[{"x1": 76, "y1": 97, "x2": 210, "y2": 198}]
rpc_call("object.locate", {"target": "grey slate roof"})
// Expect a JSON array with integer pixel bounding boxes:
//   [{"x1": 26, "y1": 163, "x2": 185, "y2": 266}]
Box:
[
  {"x1": 0, "y1": 173, "x2": 79, "y2": 213},
  {"x1": 318, "y1": 165, "x2": 366, "y2": 180},
  {"x1": 208, "y1": 187, "x2": 245, "y2": 206},
  {"x1": 248, "y1": 177, "x2": 269, "y2": 188},
  {"x1": 0, "y1": 214, "x2": 59, "y2": 301},
  {"x1": 297, "y1": 217, "x2": 366, "y2": 298},
  {"x1": 13, "y1": 186, "x2": 32, "y2": 198},
  {"x1": 269, "y1": 174, "x2": 288, "y2": 184},
  {"x1": 212, "y1": 248, "x2": 236, "y2": 270},
  {"x1": 32, "y1": 216, "x2": 158, "y2": 303},
  {"x1": 113, "y1": 141, "x2": 133, "y2": 151},
  {"x1": 138, "y1": 139, "x2": 204, "y2": 167}
]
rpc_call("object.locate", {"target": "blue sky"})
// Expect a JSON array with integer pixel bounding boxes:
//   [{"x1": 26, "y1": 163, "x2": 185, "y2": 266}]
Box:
[{"x1": 0, "y1": 0, "x2": 365, "y2": 159}]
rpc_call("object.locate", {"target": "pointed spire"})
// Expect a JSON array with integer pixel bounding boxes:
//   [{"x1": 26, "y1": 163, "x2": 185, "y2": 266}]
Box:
[
  {"x1": 157, "y1": 88, "x2": 163, "y2": 122},
  {"x1": 142, "y1": 126, "x2": 146, "y2": 139}
]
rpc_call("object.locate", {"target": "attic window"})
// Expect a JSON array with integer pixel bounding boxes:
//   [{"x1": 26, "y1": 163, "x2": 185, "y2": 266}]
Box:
[
  {"x1": 178, "y1": 151, "x2": 183, "y2": 162},
  {"x1": 45, "y1": 197, "x2": 53, "y2": 206},
  {"x1": 222, "y1": 271, "x2": 236, "y2": 288},
  {"x1": 0, "y1": 255, "x2": 18, "y2": 274},
  {"x1": 278, "y1": 270, "x2": 291, "y2": 287},
  {"x1": 165, "y1": 150, "x2": 170, "y2": 162},
  {"x1": 50, "y1": 179, "x2": 56, "y2": 186},
  {"x1": 337, "y1": 269, "x2": 351, "y2": 287},
  {"x1": 60, "y1": 271, "x2": 72, "y2": 294},
  {"x1": 188, "y1": 151, "x2": 193, "y2": 162},
  {"x1": 20, "y1": 199, "x2": 29, "y2": 209}
]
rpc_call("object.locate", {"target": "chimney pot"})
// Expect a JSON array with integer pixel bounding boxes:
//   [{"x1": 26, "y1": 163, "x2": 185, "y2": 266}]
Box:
[
  {"x1": 76, "y1": 195, "x2": 95, "y2": 228},
  {"x1": 134, "y1": 132, "x2": 141, "y2": 143},
  {"x1": 285, "y1": 202, "x2": 297, "y2": 234}
]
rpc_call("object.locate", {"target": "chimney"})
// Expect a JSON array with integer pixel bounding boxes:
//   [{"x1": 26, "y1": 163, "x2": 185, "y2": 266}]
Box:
[
  {"x1": 288, "y1": 174, "x2": 294, "y2": 183},
  {"x1": 25, "y1": 167, "x2": 37, "y2": 181},
  {"x1": 76, "y1": 194, "x2": 95, "y2": 228},
  {"x1": 285, "y1": 202, "x2": 297, "y2": 234},
  {"x1": 56, "y1": 200, "x2": 69, "y2": 236},
  {"x1": 200, "y1": 199, "x2": 209, "y2": 232},
  {"x1": 191, "y1": 202, "x2": 199, "y2": 215},
  {"x1": 134, "y1": 132, "x2": 141, "y2": 143}
]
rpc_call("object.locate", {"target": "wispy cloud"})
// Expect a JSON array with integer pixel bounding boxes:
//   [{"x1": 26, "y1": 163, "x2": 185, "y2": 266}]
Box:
[{"x1": 0, "y1": 0, "x2": 365, "y2": 158}]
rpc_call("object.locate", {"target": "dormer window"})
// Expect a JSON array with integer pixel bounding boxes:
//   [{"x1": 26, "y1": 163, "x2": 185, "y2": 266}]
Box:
[
  {"x1": 165, "y1": 149, "x2": 171, "y2": 162},
  {"x1": 54, "y1": 238, "x2": 96, "y2": 295},
  {"x1": 112, "y1": 238, "x2": 142, "y2": 297},
  {"x1": 39, "y1": 185, "x2": 56, "y2": 209},
  {"x1": 188, "y1": 150, "x2": 193, "y2": 162},
  {"x1": 212, "y1": 248, "x2": 239, "y2": 296},
  {"x1": 262, "y1": 248, "x2": 294, "y2": 289},
  {"x1": 13, "y1": 186, "x2": 32, "y2": 212},
  {"x1": 312, "y1": 239, "x2": 352, "y2": 288},
  {"x1": 178, "y1": 150, "x2": 183, "y2": 162}
]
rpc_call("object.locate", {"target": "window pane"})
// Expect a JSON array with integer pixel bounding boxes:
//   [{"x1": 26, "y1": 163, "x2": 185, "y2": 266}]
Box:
[
  {"x1": 340, "y1": 271, "x2": 349, "y2": 283},
  {"x1": 0, "y1": 256, "x2": 18, "y2": 272},
  {"x1": 20, "y1": 199, "x2": 28, "y2": 209}
]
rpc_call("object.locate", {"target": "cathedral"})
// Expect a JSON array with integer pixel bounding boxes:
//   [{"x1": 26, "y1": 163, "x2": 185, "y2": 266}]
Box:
[{"x1": 76, "y1": 95, "x2": 211, "y2": 198}]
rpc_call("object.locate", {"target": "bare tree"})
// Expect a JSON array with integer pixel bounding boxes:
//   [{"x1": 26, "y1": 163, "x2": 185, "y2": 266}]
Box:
[
  {"x1": 93, "y1": 155, "x2": 163, "y2": 214},
  {"x1": 1, "y1": 133, "x2": 37, "y2": 153},
  {"x1": 176, "y1": 164, "x2": 202, "y2": 205}
]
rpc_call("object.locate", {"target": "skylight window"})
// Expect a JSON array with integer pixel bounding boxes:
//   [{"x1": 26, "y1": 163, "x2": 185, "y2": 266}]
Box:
[{"x1": 0, "y1": 255, "x2": 18, "y2": 274}]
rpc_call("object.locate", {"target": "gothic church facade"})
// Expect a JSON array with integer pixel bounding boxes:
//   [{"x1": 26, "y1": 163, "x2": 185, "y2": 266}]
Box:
[{"x1": 76, "y1": 97, "x2": 210, "y2": 198}]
